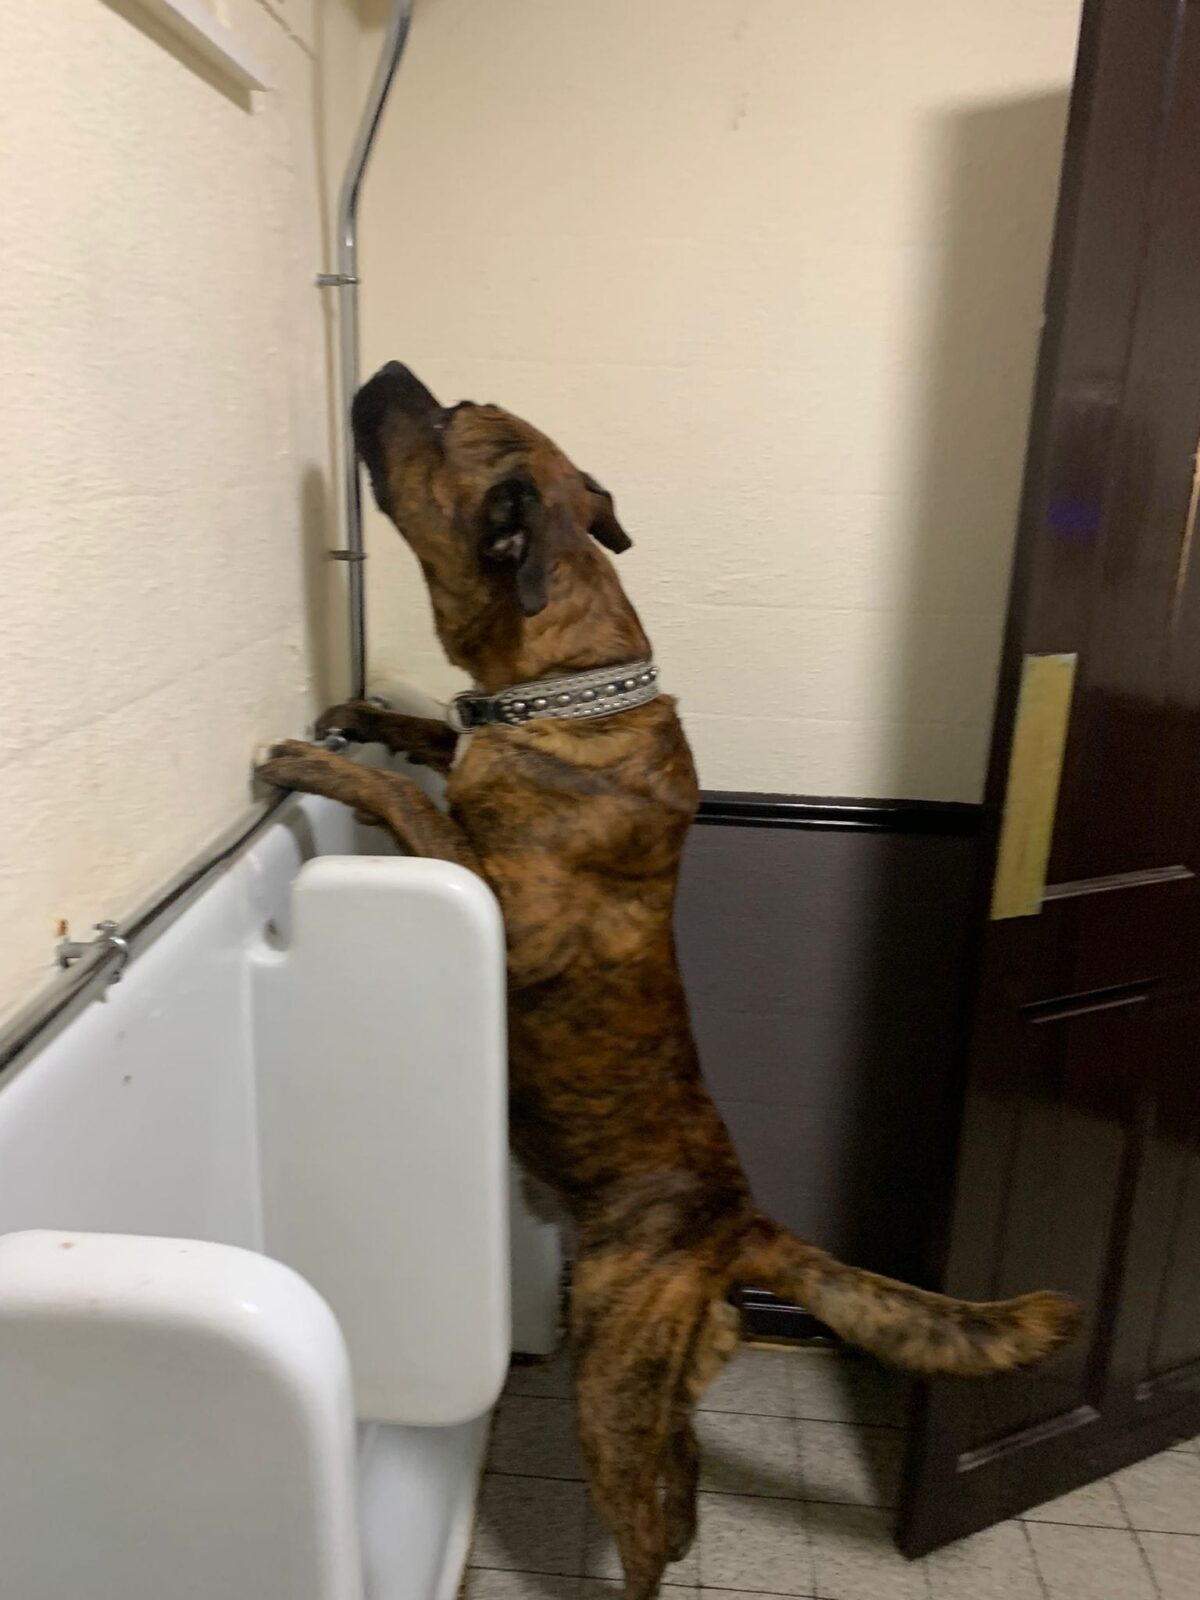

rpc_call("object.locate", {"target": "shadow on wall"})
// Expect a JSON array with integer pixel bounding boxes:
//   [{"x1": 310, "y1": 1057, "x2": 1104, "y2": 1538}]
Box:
[
  {"x1": 300, "y1": 466, "x2": 349, "y2": 713},
  {"x1": 884, "y1": 90, "x2": 1071, "y2": 799},
  {"x1": 682, "y1": 92, "x2": 1075, "y2": 1282},
  {"x1": 854, "y1": 92, "x2": 1072, "y2": 1280},
  {"x1": 309, "y1": 0, "x2": 368, "y2": 714}
]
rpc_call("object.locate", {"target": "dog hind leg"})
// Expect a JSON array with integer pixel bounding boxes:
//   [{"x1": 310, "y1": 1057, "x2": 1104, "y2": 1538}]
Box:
[
  {"x1": 661, "y1": 1296, "x2": 741, "y2": 1562},
  {"x1": 571, "y1": 1253, "x2": 716, "y2": 1600},
  {"x1": 661, "y1": 1417, "x2": 699, "y2": 1564}
]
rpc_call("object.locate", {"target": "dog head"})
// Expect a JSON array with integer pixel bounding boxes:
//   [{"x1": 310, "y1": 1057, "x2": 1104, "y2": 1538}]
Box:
[{"x1": 352, "y1": 362, "x2": 647, "y2": 685}]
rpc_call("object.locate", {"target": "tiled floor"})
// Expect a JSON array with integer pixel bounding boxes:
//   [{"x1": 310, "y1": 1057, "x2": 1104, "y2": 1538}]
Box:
[{"x1": 463, "y1": 1345, "x2": 1200, "y2": 1600}]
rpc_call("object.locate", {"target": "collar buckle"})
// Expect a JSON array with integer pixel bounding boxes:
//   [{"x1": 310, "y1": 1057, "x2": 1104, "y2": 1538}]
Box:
[{"x1": 446, "y1": 692, "x2": 488, "y2": 734}]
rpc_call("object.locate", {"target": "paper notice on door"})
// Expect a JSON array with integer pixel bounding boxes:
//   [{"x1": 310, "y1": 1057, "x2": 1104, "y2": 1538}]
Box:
[{"x1": 990, "y1": 652, "x2": 1078, "y2": 920}]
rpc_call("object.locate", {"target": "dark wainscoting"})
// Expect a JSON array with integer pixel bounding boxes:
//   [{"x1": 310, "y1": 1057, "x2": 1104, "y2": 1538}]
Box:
[{"x1": 676, "y1": 792, "x2": 983, "y2": 1339}]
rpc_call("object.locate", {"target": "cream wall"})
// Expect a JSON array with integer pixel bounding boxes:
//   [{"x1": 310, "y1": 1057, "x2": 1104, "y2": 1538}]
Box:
[
  {"x1": 359, "y1": 0, "x2": 1082, "y2": 800},
  {"x1": 0, "y1": 0, "x2": 1084, "y2": 1028},
  {"x1": 0, "y1": 0, "x2": 358, "y2": 1027}
]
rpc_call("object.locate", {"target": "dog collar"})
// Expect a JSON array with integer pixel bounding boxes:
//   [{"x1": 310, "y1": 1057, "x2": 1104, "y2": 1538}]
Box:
[{"x1": 446, "y1": 660, "x2": 659, "y2": 732}]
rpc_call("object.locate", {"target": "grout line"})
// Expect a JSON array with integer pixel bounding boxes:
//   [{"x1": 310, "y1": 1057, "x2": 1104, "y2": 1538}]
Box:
[
  {"x1": 695, "y1": 1488, "x2": 812, "y2": 1508},
  {"x1": 697, "y1": 1405, "x2": 904, "y2": 1429},
  {"x1": 1017, "y1": 1515, "x2": 1131, "y2": 1530},
  {"x1": 482, "y1": 1470, "x2": 587, "y2": 1485},
  {"x1": 573, "y1": 1465, "x2": 589, "y2": 1593},
  {"x1": 1106, "y1": 1474, "x2": 1138, "y2": 1532},
  {"x1": 468, "y1": 1560, "x2": 587, "y2": 1581},
  {"x1": 1131, "y1": 1530, "x2": 1165, "y2": 1599},
  {"x1": 468, "y1": 1563, "x2": 820, "y2": 1597},
  {"x1": 697, "y1": 1590, "x2": 816, "y2": 1598},
  {"x1": 1018, "y1": 1520, "x2": 1052, "y2": 1600},
  {"x1": 483, "y1": 1467, "x2": 896, "y2": 1511}
]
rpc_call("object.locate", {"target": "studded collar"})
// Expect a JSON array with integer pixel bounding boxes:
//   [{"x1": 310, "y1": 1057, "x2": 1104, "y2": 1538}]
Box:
[{"x1": 446, "y1": 660, "x2": 659, "y2": 732}]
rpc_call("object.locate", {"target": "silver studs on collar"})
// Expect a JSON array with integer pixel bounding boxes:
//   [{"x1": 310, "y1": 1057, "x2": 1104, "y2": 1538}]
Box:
[{"x1": 447, "y1": 661, "x2": 659, "y2": 732}]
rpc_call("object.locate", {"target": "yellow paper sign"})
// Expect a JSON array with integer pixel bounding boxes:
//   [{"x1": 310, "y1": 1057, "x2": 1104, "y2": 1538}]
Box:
[{"x1": 990, "y1": 653, "x2": 1078, "y2": 920}]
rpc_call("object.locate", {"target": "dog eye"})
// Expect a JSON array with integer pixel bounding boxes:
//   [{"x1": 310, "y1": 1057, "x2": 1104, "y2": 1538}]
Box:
[{"x1": 483, "y1": 472, "x2": 537, "y2": 534}]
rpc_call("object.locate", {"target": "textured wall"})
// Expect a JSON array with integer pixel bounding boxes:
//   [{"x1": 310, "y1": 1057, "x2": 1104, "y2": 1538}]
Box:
[
  {"x1": 358, "y1": 0, "x2": 1081, "y2": 800},
  {"x1": 0, "y1": 0, "x2": 355, "y2": 1027}
]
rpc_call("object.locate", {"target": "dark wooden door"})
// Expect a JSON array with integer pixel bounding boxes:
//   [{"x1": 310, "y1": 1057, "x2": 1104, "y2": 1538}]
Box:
[{"x1": 899, "y1": 0, "x2": 1200, "y2": 1554}]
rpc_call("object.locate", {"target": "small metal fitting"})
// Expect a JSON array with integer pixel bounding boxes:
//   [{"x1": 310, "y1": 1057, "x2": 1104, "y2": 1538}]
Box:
[{"x1": 56, "y1": 920, "x2": 132, "y2": 984}]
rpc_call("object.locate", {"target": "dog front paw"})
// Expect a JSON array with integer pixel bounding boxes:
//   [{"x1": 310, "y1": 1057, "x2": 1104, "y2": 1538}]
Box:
[
  {"x1": 255, "y1": 739, "x2": 341, "y2": 795},
  {"x1": 314, "y1": 700, "x2": 374, "y2": 742}
]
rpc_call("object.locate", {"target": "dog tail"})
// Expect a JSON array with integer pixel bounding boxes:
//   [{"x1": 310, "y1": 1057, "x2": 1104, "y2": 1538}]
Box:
[{"x1": 733, "y1": 1218, "x2": 1080, "y2": 1377}]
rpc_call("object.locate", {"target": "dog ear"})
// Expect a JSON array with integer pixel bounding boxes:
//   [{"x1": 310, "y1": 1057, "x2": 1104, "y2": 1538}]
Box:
[
  {"x1": 480, "y1": 471, "x2": 550, "y2": 617},
  {"x1": 582, "y1": 473, "x2": 633, "y2": 554}
]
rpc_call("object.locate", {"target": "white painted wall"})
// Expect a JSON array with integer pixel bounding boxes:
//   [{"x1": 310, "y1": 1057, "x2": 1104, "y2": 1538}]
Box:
[
  {"x1": 0, "y1": 0, "x2": 357, "y2": 1027},
  {"x1": 359, "y1": 0, "x2": 1082, "y2": 801},
  {"x1": 0, "y1": 0, "x2": 1084, "y2": 1027}
]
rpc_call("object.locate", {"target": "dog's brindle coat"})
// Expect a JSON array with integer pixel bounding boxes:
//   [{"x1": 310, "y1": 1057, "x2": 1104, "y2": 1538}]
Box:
[{"x1": 258, "y1": 363, "x2": 1079, "y2": 1600}]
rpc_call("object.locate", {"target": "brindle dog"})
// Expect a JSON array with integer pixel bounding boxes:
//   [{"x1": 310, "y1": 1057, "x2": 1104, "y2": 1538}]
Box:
[{"x1": 258, "y1": 362, "x2": 1079, "y2": 1600}]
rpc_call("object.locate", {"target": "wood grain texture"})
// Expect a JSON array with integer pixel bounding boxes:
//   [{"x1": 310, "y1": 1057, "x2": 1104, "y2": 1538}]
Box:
[{"x1": 903, "y1": 0, "x2": 1200, "y2": 1555}]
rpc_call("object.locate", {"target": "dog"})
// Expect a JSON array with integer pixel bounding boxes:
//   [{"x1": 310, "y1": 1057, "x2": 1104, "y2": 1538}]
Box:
[{"x1": 257, "y1": 362, "x2": 1079, "y2": 1600}]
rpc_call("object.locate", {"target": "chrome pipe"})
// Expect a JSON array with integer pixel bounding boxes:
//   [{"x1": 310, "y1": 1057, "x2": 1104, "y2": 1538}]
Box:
[{"x1": 324, "y1": 0, "x2": 415, "y2": 701}]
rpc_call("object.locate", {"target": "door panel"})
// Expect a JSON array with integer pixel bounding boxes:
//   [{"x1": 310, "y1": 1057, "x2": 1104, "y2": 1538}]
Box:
[
  {"x1": 1114, "y1": 986, "x2": 1200, "y2": 1391},
  {"x1": 900, "y1": 0, "x2": 1200, "y2": 1554}
]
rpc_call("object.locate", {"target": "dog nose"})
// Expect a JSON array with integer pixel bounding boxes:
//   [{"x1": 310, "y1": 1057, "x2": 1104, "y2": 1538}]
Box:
[
  {"x1": 380, "y1": 362, "x2": 441, "y2": 415},
  {"x1": 353, "y1": 362, "x2": 442, "y2": 440}
]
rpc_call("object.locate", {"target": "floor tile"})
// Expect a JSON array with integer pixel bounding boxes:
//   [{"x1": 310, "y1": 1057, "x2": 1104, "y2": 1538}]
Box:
[
  {"x1": 697, "y1": 1410, "x2": 802, "y2": 1499},
  {"x1": 699, "y1": 1345, "x2": 797, "y2": 1417},
  {"x1": 790, "y1": 1353, "x2": 911, "y2": 1430},
  {"x1": 698, "y1": 1492, "x2": 815, "y2": 1596},
  {"x1": 692, "y1": 1591, "x2": 806, "y2": 1600},
  {"x1": 506, "y1": 1352, "x2": 574, "y2": 1400},
  {"x1": 923, "y1": 1520, "x2": 1043, "y2": 1600},
  {"x1": 582, "y1": 1501, "x2": 699, "y2": 1584},
  {"x1": 470, "y1": 1474, "x2": 588, "y2": 1575},
  {"x1": 1026, "y1": 1522, "x2": 1156, "y2": 1600},
  {"x1": 806, "y1": 1502, "x2": 929, "y2": 1599},
  {"x1": 1021, "y1": 1476, "x2": 1128, "y2": 1528},
  {"x1": 577, "y1": 1581, "x2": 696, "y2": 1598},
  {"x1": 580, "y1": 1502, "x2": 623, "y2": 1581},
  {"x1": 787, "y1": 1353, "x2": 860, "y2": 1426},
  {"x1": 489, "y1": 1396, "x2": 584, "y2": 1481},
  {"x1": 796, "y1": 1422, "x2": 903, "y2": 1509},
  {"x1": 464, "y1": 1573, "x2": 580, "y2": 1600},
  {"x1": 1112, "y1": 1449, "x2": 1200, "y2": 1534},
  {"x1": 1137, "y1": 1531, "x2": 1200, "y2": 1600},
  {"x1": 839, "y1": 1358, "x2": 912, "y2": 1430}
]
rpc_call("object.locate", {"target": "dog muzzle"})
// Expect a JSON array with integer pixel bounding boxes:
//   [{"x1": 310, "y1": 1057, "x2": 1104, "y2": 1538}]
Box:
[{"x1": 446, "y1": 660, "x2": 659, "y2": 733}]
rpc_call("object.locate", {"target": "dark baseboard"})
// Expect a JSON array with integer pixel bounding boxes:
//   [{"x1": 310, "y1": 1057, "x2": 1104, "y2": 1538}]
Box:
[
  {"x1": 553, "y1": 793, "x2": 981, "y2": 1344},
  {"x1": 697, "y1": 791, "x2": 984, "y2": 836},
  {"x1": 738, "y1": 1288, "x2": 840, "y2": 1345},
  {"x1": 689, "y1": 790, "x2": 984, "y2": 1330}
]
